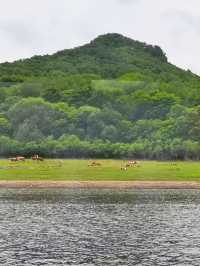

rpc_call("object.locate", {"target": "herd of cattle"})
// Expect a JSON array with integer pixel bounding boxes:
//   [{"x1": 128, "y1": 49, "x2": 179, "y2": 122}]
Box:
[
  {"x1": 9, "y1": 155, "x2": 44, "y2": 162},
  {"x1": 9, "y1": 157, "x2": 139, "y2": 170},
  {"x1": 120, "y1": 160, "x2": 139, "y2": 170},
  {"x1": 88, "y1": 160, "x2": 139, "y2": 170}
]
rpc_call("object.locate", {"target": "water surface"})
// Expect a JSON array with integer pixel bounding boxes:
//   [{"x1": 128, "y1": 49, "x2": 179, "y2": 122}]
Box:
[{"x1": 0, "y1": 189, "x2": 200, "y2": 265}]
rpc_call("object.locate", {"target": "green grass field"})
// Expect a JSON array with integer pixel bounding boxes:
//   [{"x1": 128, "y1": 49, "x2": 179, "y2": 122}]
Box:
[{"x1": 0, "y1": 159, "x2": 199, "y2": 181}]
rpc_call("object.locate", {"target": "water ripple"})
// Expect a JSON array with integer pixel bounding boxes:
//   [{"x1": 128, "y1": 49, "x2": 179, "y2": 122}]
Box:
[{"x1": 0, "y1": 189, "x2": 199, "y2": 265}]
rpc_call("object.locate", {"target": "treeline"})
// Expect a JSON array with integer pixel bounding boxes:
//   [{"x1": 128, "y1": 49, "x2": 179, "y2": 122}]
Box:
[{"x1": 0, "y1": 135, "x2": 200, "y2": 160}]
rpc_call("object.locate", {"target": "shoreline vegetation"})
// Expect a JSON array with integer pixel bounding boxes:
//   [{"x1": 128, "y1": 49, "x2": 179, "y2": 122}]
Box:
[{"x1": 0, "y1": 159, "x2": 200, "y2": 188}]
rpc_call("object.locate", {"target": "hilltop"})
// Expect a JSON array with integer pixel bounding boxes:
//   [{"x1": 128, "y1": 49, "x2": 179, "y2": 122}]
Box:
[{"x1": 0, "y1": 33, "x2": 197, "y2": 81}]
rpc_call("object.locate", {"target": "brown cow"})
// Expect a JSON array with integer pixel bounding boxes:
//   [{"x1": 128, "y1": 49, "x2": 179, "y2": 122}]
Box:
[
  {"x1": 10, "y1": 157, "x2": 18, "y2": 162},
  {"x1": 10, "y1": 156, "x2": 25, "y2": 162},
  {"x1": 128, "y1": 160, "x2": 138, "y2": 166},
  {"x1": 32, "y1": 155, "x2": 44, "y2": 161},
  {"x1": 88, "y1": 161, "x2": 102, "y2": 167}
]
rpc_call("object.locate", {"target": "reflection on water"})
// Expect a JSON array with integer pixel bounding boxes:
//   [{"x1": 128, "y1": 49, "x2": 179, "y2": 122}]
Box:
[{"x1": 0, "y1": 189, "x2": 200, "y2": 265}]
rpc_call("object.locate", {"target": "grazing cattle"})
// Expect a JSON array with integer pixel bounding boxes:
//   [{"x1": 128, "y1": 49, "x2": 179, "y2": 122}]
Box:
[
  {"x1": 10, "y1": 156, "x2": 25, "y2": 162},
  {"x1": 95, "y1": 162, "x2": 101, "y2": 166},
  {"x1": 88, "y1": 161, "x2": 101, "y2": 167},
  {"x1": 121, "y1": 160, "x2": 140, "y2": 170},
  {"x1": 32, "y1": 155, "x2": 44, "y2": 161},
  {"x1": 10, "y1": 157, "x2": 18, "y2": 162},
  {"x1": 17, "y1": 156, "x2": 25, "y2": 161},
  {"x1": 128, "y1": 160, "x2": 138, "y2": 166}
]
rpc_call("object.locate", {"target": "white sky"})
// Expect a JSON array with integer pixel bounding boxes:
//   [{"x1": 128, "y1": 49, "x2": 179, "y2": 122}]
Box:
[{"x1": 0, "y1": 0, "x2": 200, "y2": 74}]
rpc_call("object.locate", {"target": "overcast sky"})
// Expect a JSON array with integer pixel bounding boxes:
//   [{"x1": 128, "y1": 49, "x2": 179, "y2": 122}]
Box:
[{"x1": 0, "y1": 0, "x2": 200, "y2": 74}]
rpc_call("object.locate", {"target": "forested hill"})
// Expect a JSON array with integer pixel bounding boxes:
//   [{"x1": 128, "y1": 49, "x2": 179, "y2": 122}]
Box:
[
  {"x1": 0, "y1": 33, "x2": 197, "y2": 81},
  {"x1": 0, "y1": 33, "x2": 200, "y2": 160}
]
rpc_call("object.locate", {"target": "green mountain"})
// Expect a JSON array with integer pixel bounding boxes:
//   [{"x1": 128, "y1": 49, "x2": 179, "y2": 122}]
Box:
[
  {"x1": 0, "y1": 33, "x2": 200, "y2": 160},
  {"x1": 0, "y1": 33, "x2": 196, "y2": 81}
]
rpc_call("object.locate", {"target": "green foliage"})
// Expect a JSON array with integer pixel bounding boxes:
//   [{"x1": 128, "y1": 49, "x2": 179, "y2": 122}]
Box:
[
  {"x1": 0, "y1": 114, "x2": 11, "y2": 135},
  {"x1": 0, "y1": 33, "x2": 200, "y2": 159}
]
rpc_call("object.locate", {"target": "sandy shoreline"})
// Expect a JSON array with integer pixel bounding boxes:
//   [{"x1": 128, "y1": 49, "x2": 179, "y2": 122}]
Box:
[{"x1": 0, "y1": 181, "x2": 200, "y2": 189}]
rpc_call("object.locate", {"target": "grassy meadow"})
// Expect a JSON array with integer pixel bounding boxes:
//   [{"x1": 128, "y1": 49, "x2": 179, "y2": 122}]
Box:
[{"x1": 0, "y1": 159, "x2": 199, "y2": 181}]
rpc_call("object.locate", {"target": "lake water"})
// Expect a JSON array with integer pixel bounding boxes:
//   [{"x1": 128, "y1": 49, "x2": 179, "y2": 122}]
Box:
[{"x1": 0, "y1": 189, "x2": 200, "y2": 265}]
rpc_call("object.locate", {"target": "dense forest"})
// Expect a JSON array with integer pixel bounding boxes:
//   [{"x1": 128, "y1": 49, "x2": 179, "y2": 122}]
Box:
[{"x1": 0, "y1": 33, "x2": 200, "y2": 159}]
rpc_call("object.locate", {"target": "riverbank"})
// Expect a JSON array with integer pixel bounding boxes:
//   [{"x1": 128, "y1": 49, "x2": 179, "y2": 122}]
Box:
[{"x1": 1, "y1": 181, "x2": 200, "y2": 189}]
